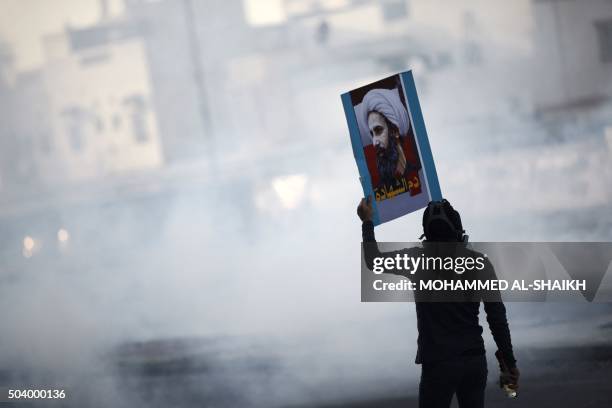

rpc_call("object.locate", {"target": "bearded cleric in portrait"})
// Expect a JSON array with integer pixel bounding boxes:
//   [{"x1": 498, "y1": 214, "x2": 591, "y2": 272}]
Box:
[{"x1": 361, "y1": 88, "x2": 422, "y2": 200}]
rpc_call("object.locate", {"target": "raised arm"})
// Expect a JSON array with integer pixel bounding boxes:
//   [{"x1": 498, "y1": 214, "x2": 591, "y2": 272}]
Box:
[{"x1": 358, "y1": 197, "x2": 416, "y2": 277}]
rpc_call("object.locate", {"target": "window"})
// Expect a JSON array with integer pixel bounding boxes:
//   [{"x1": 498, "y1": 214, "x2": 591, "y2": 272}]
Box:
[
  {"x1": 595, "y1": 19, "x2": 612, "y2": 63},
  {"x1": 123, "y1": 94, "x2": 149, "y2": 143},
  {"x1": 61, "y1": 107, "x2": 86, "y2": 152},
  {"x1": 382, "y1": 0, "x2": 409, "y2": 22}
]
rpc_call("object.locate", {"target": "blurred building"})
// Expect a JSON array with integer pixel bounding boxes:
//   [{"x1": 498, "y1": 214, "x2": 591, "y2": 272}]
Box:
[
  {"x1": 0, "y1": 42, "x2": 47, "y2": 193},
  {"x1": 532, "y1": 0, "x2": 612, "y2": 113},
  {"x1": 39, "y1": 19, "x2": 163, "y2": 184},
  {"x1": 124, "y1": 0, "x2": 214, "y2": 163},
  {"x1": 0, "y1": 0, "x2": 516, "y2": 194},
  {"x1": 0, "y1": 21, "x2": 164, "y2": 193},
  {"x1": 0, "y1": 42, "x2": 18, "y2": 191}
]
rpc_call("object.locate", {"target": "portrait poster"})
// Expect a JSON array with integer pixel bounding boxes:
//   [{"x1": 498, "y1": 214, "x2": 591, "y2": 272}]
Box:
[{"x1": 341, "y1": 71, "x2": 442, "y2": 225}]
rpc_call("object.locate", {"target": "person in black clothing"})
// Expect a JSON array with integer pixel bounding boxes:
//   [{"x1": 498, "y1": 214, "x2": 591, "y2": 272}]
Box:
[{"x1": 357, "y1": 197, "x2": 520, "y2": 408}]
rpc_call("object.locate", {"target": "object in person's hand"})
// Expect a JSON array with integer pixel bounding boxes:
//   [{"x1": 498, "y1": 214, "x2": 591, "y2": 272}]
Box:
[
  {"x1": 502, "y1": 383, "x2": 517, "y2": 399},
  {"x1": 495, "y1": 350, "x2": 518, "y2": 398}
]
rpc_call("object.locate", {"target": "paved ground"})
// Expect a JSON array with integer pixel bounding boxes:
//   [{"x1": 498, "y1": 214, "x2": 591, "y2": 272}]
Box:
[
  {"x1": 301, "y1": 344, "x2": 612, "y2": 407},
  {"x1": 2, "y1": 326, "x2": 611, "y2": 407}
]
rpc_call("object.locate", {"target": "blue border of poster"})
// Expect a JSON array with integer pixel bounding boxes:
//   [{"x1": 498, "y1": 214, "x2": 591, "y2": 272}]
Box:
[{"x1": 341, "y1": 70, "x2": 442, "y2": 226}]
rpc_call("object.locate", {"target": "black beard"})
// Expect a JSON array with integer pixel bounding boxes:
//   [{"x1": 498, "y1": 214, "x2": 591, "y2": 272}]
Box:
[{"x1": 376, "y1": 141, "x2": 399, "y2": 187}]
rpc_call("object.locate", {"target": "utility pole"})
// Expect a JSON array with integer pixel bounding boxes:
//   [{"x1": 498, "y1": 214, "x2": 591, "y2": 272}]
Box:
[{"x1": 182, "y1": 0, "x2": 216, "y2": 163}]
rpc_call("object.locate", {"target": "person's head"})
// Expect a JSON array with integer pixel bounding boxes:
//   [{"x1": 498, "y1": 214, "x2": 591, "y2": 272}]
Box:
[
  {"x1": 361, "y1": 88, "x2": 410, "y2": 185},
  {"x1": 422, "y1": 199, "x2": 465, "y2": 242},
  {"x1": 367, "y1": 110, "x2": 403, "y2": 183},
  {"x1": 361, "y1": 88, "x2": 410, "y2": 146},
  {"x1": 367, "y1": 111, "x2": 400, "y2": 156}
]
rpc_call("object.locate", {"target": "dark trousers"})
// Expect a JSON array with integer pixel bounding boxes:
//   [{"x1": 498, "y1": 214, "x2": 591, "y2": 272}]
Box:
[{"x1": 419, "y1": 354, "x2": 487, "y2": 408}]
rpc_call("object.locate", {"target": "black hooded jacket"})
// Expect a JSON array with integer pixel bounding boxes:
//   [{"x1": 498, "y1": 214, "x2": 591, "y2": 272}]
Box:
[{"x1": 362, "y1": 220, "x2": 516, "y2": 367}]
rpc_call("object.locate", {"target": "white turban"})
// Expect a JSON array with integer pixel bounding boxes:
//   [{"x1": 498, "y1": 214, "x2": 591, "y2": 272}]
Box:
[{"x1": 362, "y1": 88, "x2": 410, "y2": 138}]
